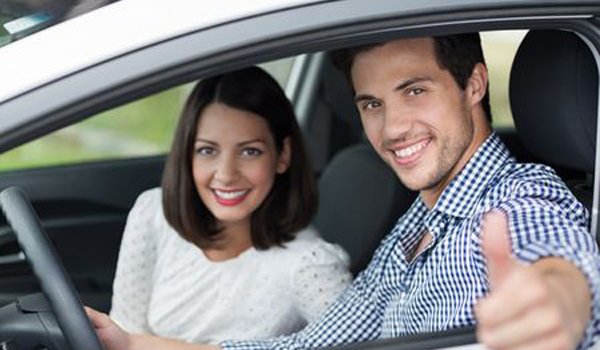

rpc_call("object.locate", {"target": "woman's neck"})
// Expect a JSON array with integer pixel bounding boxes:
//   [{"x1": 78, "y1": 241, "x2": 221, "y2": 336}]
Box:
[{"x1": 202, "y1": 221, "x2": 253, "y2": 262}]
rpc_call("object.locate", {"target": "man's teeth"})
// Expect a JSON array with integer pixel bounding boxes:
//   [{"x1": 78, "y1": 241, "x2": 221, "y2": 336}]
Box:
[
  {"x1": 215, "y1": 190, "x2": 248, "y2": 199},
  {"x1": 395, "y1": 140, "x2": 427, "y2": 158}
]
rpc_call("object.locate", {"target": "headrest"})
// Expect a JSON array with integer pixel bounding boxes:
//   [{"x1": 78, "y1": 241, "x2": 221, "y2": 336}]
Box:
[
  {"x1": 314, "y1": 143, "x2": 416, "y2": 274},
  {"x1": 510, "y1": 30, "x2": 598, "y2": 173}
]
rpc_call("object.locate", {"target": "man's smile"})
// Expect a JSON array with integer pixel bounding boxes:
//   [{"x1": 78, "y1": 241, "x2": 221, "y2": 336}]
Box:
[{"x1": 389, "y1": 138, "x2": 431, "y2": 166}]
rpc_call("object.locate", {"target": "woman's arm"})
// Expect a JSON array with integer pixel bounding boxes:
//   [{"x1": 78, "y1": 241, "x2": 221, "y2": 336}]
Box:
[
  {"x1": 87, "y1": 307, "x2": 219, "y2": 350},
  {"x1": 110, "y1": 189, "x2": 161, "y2": 332}
]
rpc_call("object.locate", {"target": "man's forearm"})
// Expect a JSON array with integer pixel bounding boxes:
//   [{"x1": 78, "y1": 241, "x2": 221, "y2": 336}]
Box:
[{"x1": 533, "y1": 257, "x2": 591, "y2": 338}]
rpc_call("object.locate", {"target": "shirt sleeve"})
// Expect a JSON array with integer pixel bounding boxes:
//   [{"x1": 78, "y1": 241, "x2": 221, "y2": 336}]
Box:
[
  {"x1": 290, "y1": 234, "x2": 352, "y2": 323},
  {"x1": 220, "y1": 230, "x2": 397, "y2": 350},
  {"x1": 109, "y1": 189, "x2": 161, "y2": 334},
  {"x1": 493, "y1": 174, "x2": 600, "y2": 350}
]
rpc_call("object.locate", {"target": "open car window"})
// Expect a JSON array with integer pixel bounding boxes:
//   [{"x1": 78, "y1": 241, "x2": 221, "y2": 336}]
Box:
[{"x1": 0, "y1": 56, "x2": 296, "y2": 171}]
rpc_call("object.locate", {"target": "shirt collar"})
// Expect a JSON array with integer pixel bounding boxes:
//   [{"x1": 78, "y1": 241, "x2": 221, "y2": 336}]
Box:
[{"x1": 431, "y1": 132, "x2": 513, "y2": 218}]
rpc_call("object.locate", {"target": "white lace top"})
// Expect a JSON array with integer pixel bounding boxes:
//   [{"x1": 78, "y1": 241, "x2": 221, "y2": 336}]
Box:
[{"x1": 110, "y1": 188, "x2": 351, "y2": 345}]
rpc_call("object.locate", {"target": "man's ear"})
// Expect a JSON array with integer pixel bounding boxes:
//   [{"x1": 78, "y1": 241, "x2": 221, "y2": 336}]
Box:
[
  {"x1": 466, "y1": 62, "x2": 488, "y2": 107},
  {"x1": 276, "y1": 137, "x2": 292, "y2": 174}
]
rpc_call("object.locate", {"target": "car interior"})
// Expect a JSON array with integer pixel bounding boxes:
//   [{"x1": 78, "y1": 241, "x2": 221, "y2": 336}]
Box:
[
  {"x1": 0, "y1": 26, "x2": 597, "y2": 349},
  {"x1": 314, "y1": 28, "x2": 598, "y2": 278}
]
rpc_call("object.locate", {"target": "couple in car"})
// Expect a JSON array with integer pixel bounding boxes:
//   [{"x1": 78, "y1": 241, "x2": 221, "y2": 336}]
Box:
[{"x1": 87, "y1": 32, "x2": 600, "y2": 350}]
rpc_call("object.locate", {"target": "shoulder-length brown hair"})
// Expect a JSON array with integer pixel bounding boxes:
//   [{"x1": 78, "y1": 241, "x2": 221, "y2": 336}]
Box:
[{"x1": 162, "y1": 66, "x2": 317, "y2": 250}]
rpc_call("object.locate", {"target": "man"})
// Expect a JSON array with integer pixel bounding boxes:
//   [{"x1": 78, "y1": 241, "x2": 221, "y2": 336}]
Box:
[{"x1": 88, "y1": 33, "x2": 600, "y2": 350}]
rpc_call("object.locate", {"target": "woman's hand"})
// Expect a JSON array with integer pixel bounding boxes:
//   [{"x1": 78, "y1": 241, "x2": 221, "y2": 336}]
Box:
[
  {"x1": 85, "y1": 307, "x2": 132, "y2": 350},
  {"x1": 85, "y1": 307, "x2": 221, "y2": 350}
]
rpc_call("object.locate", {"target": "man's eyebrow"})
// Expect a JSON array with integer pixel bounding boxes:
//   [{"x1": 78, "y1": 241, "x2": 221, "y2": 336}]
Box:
[
  {"x1": 353, "y1": 94, "x2": 376, "y2": 104},
  {"x1": 394, "y1": 76, "x2": 432, "y2": 91},
  {"x1": 353, "y1": 76, "x2": 433, "y2": 104}
]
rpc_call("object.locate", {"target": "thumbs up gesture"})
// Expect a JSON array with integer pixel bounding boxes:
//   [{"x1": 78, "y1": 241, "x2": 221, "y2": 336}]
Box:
[{"x1": 475, "y1": 210, "x2": 590, "y2": 350}]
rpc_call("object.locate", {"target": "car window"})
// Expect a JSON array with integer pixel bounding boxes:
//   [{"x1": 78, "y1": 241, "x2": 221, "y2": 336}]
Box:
[
  {"x1": 481, "y1": 30, "x2": 527, "y2": 129},
  {"x1": 0, "y1": 0, "x2": 117, "y2": 48},
  {"x1": 0, "y1": 31, "x2": 522, "y2": 173},
  {"x1": 0, "y1": 57, "x2": 296, "y2": 171}
]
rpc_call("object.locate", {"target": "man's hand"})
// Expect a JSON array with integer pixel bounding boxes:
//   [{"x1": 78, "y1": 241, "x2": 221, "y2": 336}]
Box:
[
  {"x1": 85, "y1": 307, "x2": 132, "y2": 350},
  {"x1": 475, "y1": 210, "x2": 591, "y2": 350}
]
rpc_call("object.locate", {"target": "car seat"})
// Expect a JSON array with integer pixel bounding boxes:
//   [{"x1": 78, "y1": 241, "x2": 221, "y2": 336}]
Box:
[
  {"x1": 510, "y1": 29, "x2": 598, "y2": 211},
  {"x1": 313, "y1": 142, "x2": 417, "y2": 275}
]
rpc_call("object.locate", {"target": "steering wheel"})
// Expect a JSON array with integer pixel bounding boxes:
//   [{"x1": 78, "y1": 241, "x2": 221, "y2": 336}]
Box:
[{"x1": 0, "y1": 186, "x2": 105, "y2": 350}]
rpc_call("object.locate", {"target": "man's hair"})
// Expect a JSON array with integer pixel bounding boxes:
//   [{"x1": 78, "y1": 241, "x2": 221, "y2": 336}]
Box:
[
  {"x1": 161, "y1": 66, "x2": 317, "y2": 250},
  {"x1": 331, "y1": 33, "x2": 492, "y2": 122}
]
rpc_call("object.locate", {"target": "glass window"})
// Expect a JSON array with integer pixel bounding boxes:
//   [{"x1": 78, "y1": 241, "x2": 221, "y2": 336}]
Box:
[
  {"x1": 0, "y1": 0, "x2": 117, "y2": 48},
  {"x1": 481, "y1": 30, "x2": 527, "y2": 129},
  {"x1": 0, "y1": 57, "x2": 296, "y2": 171}
]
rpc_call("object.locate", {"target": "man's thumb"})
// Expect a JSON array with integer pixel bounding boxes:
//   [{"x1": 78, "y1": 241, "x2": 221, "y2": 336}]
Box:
[{"x1": 481, "y1": 210, "x2": 514, "y2": 290}]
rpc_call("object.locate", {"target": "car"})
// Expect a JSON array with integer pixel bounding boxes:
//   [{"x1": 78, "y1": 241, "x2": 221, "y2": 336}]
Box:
[{"x1": 0, "y1": 0, "x2": 598, "y2": 349}]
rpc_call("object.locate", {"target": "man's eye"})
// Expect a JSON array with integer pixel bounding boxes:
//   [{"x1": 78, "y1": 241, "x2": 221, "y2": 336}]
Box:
[
  {"x1": 242, "y1": 148, "x2": 263, "y2": 157},
  {"x1": 407, "y1": 87, "x2": 424, "y2": 96},
  {"x1": 362, "y1": 100, "x2": 381, "y2": 111},
  {"x1": 196, "y1": 147, "x2": 215, "y2": 156}
]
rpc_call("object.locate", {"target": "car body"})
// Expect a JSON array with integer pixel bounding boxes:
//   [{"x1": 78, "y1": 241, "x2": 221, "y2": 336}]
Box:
[{"x1": 0, "y1": 0, "x2": 599, "y2": 349}]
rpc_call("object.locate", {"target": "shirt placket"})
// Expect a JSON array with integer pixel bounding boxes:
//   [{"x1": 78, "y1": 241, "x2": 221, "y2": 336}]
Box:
[{"x1": 381, "y1": 211, "x2": 452, "y2": 337}]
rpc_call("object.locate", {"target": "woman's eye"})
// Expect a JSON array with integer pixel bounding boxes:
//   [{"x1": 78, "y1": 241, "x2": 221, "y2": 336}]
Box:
[
  {"x1": 196, "y1": 147, "x2": 215, "y2": 156},
  {"x1": 242, "y1": 148, "x2": 263, "y2": 157}
]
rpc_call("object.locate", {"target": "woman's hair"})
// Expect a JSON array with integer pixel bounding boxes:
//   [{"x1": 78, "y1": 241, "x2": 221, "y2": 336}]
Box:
[{"x1": 162, "y1": 66, "x2": 317, "y2": 250}]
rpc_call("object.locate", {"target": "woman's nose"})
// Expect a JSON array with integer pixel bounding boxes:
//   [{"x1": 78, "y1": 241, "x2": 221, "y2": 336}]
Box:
[{"x1": 213, "y1": 155, "x2": 239, "y2": 183}]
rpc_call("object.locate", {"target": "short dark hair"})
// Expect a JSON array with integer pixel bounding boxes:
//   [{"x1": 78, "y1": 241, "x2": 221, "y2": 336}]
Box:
[
  {"x1": 162, "y1": 66, "x2": 317, "y2": 250},
  {"x1": 331, "y1": 33, "x2": 492, "y2": 122}
]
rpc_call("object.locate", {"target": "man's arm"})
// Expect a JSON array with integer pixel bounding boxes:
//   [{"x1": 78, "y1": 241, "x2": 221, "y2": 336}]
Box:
[
  {"x1": 476, "y1": 211, "x2": 593, "y2": 349},
  {"x1": 221, "y1": 266, "x2": 385, "y2": 350}
]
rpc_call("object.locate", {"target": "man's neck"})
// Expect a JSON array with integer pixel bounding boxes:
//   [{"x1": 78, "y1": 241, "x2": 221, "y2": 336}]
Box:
[{"x1": 421, "y1": 126, "x2": 492, "y2": 209}]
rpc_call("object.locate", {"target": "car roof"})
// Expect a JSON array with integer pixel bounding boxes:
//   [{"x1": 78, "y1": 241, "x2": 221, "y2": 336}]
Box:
[{"x1": 0, "y1": 0, "x2": 321, "y2": 103}]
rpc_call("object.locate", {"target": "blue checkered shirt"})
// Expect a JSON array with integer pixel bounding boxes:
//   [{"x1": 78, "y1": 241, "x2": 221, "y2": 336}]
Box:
[{"x1": 221, "y1": 133, "x2": 600, "y2": 349}]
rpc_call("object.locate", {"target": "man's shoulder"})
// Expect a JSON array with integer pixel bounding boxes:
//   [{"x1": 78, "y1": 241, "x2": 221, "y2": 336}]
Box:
[
  {"x1": 490, "y1": 160, "x2": 566, "y2": 193},
  {"x1": 482, "y1": 160, "x2": 586, "y2": 215}
]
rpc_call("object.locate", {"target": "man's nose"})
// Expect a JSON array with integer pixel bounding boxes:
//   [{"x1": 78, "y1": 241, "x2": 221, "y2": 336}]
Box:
[{"x1": 383, "y1": 102, "x2": 412, "y2": 139}]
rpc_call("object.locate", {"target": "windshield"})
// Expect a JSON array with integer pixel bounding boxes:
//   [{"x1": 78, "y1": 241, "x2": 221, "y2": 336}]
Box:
[{"x1": 0, "y1": 0, "x2": 117, "y2": 48}]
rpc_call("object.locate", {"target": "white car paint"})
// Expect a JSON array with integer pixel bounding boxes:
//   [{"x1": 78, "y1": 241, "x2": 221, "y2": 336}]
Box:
[{"x1": 0, "y1": 0, "x2": 320, "y2": 103}]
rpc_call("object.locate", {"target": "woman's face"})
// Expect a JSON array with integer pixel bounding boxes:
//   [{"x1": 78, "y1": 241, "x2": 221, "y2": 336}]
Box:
[{"x1": 192, "y1": 102, "x2": 290, "y2": 229}]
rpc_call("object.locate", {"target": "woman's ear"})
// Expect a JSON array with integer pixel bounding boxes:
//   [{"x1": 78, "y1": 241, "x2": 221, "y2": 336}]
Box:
[{"x1": 276, "y1": 137, "x2": 292, "y2": 174}]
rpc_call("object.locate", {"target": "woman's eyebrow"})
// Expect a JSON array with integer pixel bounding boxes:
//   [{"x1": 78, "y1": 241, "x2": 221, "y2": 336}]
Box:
[
  {"x1": 194, "y1": 138, "x2": 218, "y2": 145},
  {"x1": 238, "y1": 139, "x2": 266, "y2": 146}
]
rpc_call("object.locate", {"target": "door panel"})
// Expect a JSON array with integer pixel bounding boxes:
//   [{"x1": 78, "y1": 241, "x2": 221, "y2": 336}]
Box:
[{"x1": 0, "y1": 156, "x2": 164, "y2": 312}]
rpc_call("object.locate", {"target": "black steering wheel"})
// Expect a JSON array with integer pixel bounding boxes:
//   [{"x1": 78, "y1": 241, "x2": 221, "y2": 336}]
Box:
[{"x1": 0, "y1": 186, "x2": 105, "y2": 350}]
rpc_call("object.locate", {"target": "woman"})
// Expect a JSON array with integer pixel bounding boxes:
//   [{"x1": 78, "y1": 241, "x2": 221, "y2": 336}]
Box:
[{"x1": 105, "y1": 66, "x2": 351, "y2": 346}]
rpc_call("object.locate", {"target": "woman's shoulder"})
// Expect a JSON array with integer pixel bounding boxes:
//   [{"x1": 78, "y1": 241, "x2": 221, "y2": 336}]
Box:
[
  {"x1": 274, "y1": 226, "x2": 350, "y2": 267},
  {"x1": 134, "y1": 187, "x2": 162, "y2": 205},
  {"x1": 127, "y1": 187, "x2": 168, "y2": 229},
  {"x1": 130, "y1": 187, "x2": 162, "y2": 213}
]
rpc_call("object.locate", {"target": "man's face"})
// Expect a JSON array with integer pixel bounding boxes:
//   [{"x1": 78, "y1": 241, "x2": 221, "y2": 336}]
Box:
[{"x1": 351, "y1": 38, "x2": 488, "y2": 206}]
